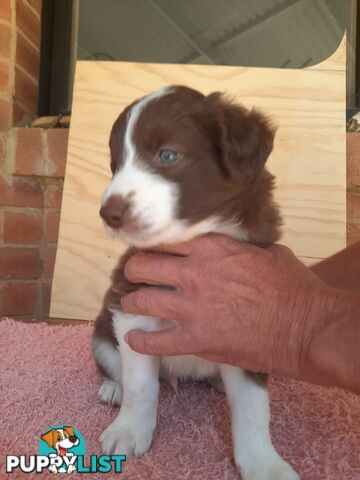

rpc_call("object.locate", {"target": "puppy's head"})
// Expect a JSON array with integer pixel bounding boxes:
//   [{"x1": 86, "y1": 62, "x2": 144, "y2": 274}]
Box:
[{"x1": 100, "y1": 85, "x2": 275, "y2": 247}]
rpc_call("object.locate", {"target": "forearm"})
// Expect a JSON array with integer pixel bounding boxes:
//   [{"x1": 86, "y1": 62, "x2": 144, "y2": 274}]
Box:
[
  {"x1": 310, "y1": 241, "x2": 360, "y2": 294},
  {"x1": 303, "y1": 289, "x2": 360, "y2": 393}
]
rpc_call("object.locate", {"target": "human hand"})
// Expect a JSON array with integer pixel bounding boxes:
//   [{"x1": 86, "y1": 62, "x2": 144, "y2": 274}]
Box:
[{"x1": 121, "y1": 234, "x2": 339, "y2": 383}]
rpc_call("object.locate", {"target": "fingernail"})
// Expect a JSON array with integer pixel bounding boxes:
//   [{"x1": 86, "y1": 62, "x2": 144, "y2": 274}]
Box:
[{"x1": 120, "y1": 295, "x2": 125, "y2": 311}]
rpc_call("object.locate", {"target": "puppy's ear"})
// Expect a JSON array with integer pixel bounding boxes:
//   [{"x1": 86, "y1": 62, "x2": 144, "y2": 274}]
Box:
[
  {"x1": 206, "y1": 93, "x2": 276, "y2": 182},
  {"x1": 41, "y1": 429, "x2": 57, "y2": 447}
]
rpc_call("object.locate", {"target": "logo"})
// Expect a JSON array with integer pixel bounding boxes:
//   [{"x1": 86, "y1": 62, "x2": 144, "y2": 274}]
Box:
[{"x1": 6, "y1": 424, "x2": 126, "y2": 475}]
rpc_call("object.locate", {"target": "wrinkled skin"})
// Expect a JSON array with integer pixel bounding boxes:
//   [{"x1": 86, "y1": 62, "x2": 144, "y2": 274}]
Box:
[{"x1": 121, "y1": 234, "x2": 360, "y2": 393}]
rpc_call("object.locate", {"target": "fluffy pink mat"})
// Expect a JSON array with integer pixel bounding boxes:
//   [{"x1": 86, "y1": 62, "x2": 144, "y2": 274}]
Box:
[{"x1": 1, "y1": 318, "x2": 360, "y2": 480}]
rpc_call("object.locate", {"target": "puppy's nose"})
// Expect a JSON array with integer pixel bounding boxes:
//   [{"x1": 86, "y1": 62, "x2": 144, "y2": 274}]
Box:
[
  {"x1": 69, "y1": 435, "x2": 77, "y2": 443},
  {"x1": 99, "y1": 195, "x2": 129, "y2": 229}
]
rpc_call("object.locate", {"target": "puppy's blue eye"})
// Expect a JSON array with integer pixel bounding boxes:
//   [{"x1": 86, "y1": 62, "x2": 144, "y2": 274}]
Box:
[{"x1": 159, "y1": 149, "x2": 179, "y2": 164}]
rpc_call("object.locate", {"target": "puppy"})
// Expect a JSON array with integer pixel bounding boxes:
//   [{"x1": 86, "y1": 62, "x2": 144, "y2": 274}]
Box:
[{"x1": 92, "y1": 86, "x2": 299, "y2": 480}]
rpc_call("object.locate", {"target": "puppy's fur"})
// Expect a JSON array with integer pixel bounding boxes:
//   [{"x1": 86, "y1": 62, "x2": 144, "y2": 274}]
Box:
[{"x1": 92, "y1": 86, "x2": 298, "y2": 480}]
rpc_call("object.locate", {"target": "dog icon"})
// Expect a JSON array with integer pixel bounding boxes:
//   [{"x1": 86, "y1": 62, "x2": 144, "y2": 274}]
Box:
[{"x1": 41, "y1": 426, "x2": 79, "y2": 474}]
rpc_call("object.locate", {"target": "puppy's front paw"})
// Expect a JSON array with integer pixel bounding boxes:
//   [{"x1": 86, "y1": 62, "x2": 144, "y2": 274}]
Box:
[
  {"x1": 100, "y1": 415, "x2": 155, "y2": 457},
  {"x1": 239, "y1": 455, "x2": 299, "y2": 480},
  {"x1": 98, "y1": 378, "x2": 122, "y2": 405}
]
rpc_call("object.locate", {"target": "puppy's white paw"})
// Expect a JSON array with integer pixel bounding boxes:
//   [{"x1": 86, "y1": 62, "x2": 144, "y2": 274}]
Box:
[
  {"x1": 239, "y1": 454, "x2": 299, "y2": 480},
  {"x1": 98, "y1": 379, "x2": 122, "y2": 405},
  {"x1": 100, "y1": 415, "x2": 154, "y2": 457}
]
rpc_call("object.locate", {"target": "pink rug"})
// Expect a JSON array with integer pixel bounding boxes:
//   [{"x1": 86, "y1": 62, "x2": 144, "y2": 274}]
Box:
[{"x1": 0, "y1": 318, "x2": 359, "y2": 480}]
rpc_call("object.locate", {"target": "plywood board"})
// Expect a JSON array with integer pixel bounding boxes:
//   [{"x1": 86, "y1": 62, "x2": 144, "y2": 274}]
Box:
[{"x1": 51, "y1": 38, "x2": 346, "y2": 320}]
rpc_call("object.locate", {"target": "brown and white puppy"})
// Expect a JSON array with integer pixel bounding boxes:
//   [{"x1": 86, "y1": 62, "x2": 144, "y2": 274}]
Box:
[{"x1": 92, "y1": 86, "x2": 298, "y2": 480}]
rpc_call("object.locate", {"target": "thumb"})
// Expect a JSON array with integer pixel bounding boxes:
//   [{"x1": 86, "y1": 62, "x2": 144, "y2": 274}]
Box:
[{"x1": 124, "y1": 327, "x2": 183, "y2": 356}]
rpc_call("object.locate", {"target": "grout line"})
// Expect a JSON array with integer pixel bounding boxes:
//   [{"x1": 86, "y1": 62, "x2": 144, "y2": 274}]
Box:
[
  {"x1": 14, "y1": 28, "x2": 40, "y2": 56},
  {"x1": 12, "y1": 97, "x2": 34, "y2": 118},
  {"x1": 8, "y1": 0, "x2": 16, "y2": 128},
  {"x1": 5, "y1": 317, "x2": 89, "y2": 325},
  {"x1": 1, "y1": 243, "x2": 44, "y2": 248},
  {"x1": 16, "y1": 27, "x2": 40, "y2": 53},
  {"x1": 0, "y1": 209, "x2": 3, "y2": 244},
  {"x1": 14, "y1": 61, "x2": 39, "y2": 85},
  {"x1": 0, "y1": 279, "x2": 41, "y2": 284},
  {"x1": 24, "y1": 0, "x2": 41, "y2": 21},
  {"x1": 0, "y1": 18, "x2": 11, "y2": 27},
  {"x1": 0, "y1": 55, "x2": 11, "y2": 63}
]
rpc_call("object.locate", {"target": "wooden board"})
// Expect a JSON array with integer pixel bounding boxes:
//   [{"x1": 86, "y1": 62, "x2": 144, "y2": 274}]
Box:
[{"x1": 51, "y1": 38, "x2": 346, "y2": 320}]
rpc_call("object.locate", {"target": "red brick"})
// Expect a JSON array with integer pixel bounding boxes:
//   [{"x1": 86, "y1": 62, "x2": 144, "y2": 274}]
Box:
[
  {"x1": 13, "y1": 101, "x2": 33, "y2": 126},
  {"x1": 348, "y1": 191, "x2": 360, "y2": 220},
  {"x1": 15, "y1": 66, "x2": 38, "y2": 115},
  {"x1": 42, "y1": 279, "x2": 52, "y2": 316},
  {"x1": 2, "y1": 281, "x2": 38, "y2": 315},
  {"x1": 0, "y1": 1, "x2": 11, "y2": 20},
  {"x1": 0, "y1": 246, "x2": 41, "y2": 279},
  {"x1": 0, "y1": 175, "x2": 43, "y2": 207},
  {"x1": 45, "y1": 129, "x2": 68, "y2": 177},
  {"x1": 16, "y1": 31, "x2": 40, "y2": 80},
  {"x1": 14, "y1": 127, "x2": 43, "y2": 175},
  {"x1": 44, "y1": 246, "x2": 57, "y2": 278},
  {"x1": 13, "y1": 102, "x2": 25, "y2": 125},
  {"x1": 3, "y1": 211, "x2": 42, "y2": 244},
  {"x1": 16, "y1": 0, "x2": 40, "y2": 47},
  {"x1": 0, "y1": 61, "x2": 9, "y2": 93},
  {"x1": 347, "y1": 133, "x2": 360, "y2": 187},
  {"x1": 0, "y1": 23, "x2": 11, "y2": 58},
  {"x1": 45, "y1": 210, "x2": 60, "y2": 242},
  {"x1": 347, "y1": 222, "x2": 360, "y2": 246},
  {"x1": 0, "y1": 98, "x2": 11, "y2": 130},
  {"x1": 45, "y1": 183, "x2": 63, "y2": 208},
  {"x1": 27, "y1": 0, "x2": 42, "y2": 16}
]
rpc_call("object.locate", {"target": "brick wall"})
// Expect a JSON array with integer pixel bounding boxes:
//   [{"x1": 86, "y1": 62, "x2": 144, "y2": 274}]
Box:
[
  {"x1": 0, "y1": 0, "x2": 41, "y2": 128},
  {"x1": 0, "y1": 127, "x2": 67, "y2": 317},
  {"x1": 0, "y1": 0, "x2": 66, "y2": 319}
]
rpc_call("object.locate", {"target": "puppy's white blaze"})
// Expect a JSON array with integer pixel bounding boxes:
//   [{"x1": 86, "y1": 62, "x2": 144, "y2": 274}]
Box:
[
  {"x1": 124, "y1": 86, "x2": 173, "y2": 165},
  {"x1": 102, "y1": 161, "x2": 180, "y2": 237},
  {"x1": 102, "y1": 88, "x2": 180, "y2": 238}
]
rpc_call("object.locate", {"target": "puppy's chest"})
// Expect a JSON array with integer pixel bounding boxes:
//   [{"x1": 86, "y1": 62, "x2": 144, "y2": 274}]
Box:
[{"x1": 108, "y1": 248, "x2": 219, "y2": 380}]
